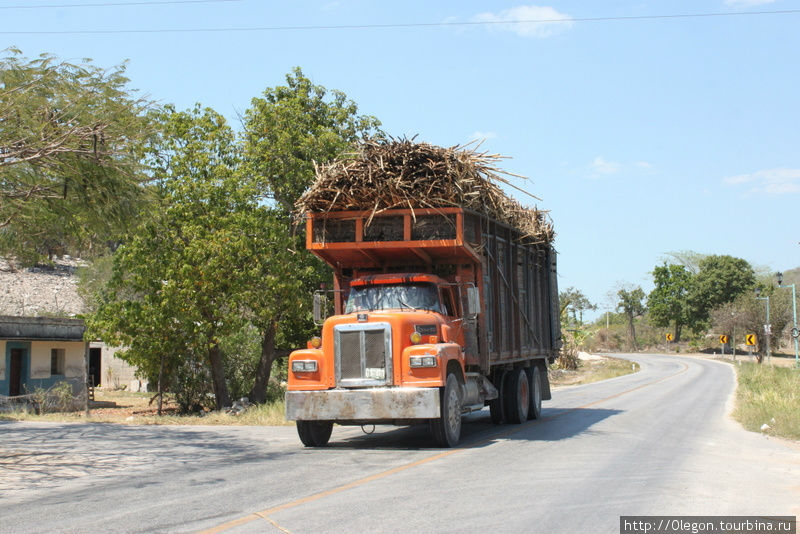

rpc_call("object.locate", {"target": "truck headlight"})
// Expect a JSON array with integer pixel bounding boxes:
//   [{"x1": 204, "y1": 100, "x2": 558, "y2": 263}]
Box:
[
  {"x1": 292, "y1": 360, "x2": 318, "y2": 373},
  {"x1": 409, "y1": 355, "x2": 437, "y2": 368}
]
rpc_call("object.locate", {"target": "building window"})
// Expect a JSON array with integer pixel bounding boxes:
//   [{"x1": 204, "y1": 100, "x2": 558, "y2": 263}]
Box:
[{"x1": 51, "y1": 348, "x2": 65, "y2": 375}]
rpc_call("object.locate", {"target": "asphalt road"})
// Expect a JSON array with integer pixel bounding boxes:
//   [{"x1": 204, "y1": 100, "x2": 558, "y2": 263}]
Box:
[{"x1": 1, "y1": 354, "x2": 798, "y2": 534}]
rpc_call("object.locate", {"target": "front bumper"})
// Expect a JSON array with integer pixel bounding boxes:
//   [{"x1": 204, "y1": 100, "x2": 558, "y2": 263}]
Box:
[{"x1": 285, "y1": 387, "x2": 440, "y2": 421}]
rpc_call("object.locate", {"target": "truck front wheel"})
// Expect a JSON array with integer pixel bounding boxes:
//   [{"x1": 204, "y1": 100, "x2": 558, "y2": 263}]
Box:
[
  {"x1": 430, "y1": 373, "x2": 462, "y2": 447},
  {"x1": 296, "y1": 420, "x2": 333, "y2": 447}
]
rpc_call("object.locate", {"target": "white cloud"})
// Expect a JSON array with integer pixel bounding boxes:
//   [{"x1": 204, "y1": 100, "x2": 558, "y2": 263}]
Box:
[
  {"x1": 590, "y1": 157, "x2": 621, "y2": 176},
  {"x1": 723, "y1": 168, "x2": 800, "y2": 194},
  {"x1": 724, "y1": 0, "x2": 775, "y2": 7},
  {"x1": 472, "y1": 5, "x2": 573, "y2": 38}
]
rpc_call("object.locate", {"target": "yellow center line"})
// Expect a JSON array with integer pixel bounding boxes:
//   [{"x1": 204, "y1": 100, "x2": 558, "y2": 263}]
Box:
[{"x1": 198, "y1": 360, "x2": 690, "y2": 534}]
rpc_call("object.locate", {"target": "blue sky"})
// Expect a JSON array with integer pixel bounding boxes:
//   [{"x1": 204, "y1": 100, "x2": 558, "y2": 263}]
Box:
[{"x1": 3, "y1": 0, "x2": 798, "y2": 319}]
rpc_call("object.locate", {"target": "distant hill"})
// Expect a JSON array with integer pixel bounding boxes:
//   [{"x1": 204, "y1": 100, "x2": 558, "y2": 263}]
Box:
[{"x1": 0, "y1": 258, "x2": 86, "y2": 317}]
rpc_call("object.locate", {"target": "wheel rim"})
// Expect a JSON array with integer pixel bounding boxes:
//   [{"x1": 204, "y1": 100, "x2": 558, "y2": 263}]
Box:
[
  {"x1": 520, "y1": 374, "x2": 529, "y2": 409},
  {"x1": 447, "y1": 386, "x2": 461, "y2": 436}
]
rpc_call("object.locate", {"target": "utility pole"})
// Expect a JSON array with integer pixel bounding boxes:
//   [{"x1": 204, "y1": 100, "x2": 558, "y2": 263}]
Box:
[
  {"x1": 776, "y1": 272, "x2": 799, "y2": 368},
  {"x1": 755, "y1": 288, "x2": 771, "y2": 365}
]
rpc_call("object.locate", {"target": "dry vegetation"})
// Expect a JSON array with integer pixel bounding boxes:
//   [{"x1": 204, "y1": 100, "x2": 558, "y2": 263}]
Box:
[
  {"x1": 549, "y1": 355, "x2": 638, "y2": 387},
  {"x1": 297, "y1": 137, "x2": 554, "y2": 244},
  {"x1": 733, "y1": 362, "x2": 800, "y2": 441},
  {"x1": 0, "y1": 389, "x2": 291, "y2": 426}
]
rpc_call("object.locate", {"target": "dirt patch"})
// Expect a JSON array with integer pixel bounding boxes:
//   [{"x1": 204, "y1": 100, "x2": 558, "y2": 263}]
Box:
[{"x1": 550, "y1": 354, "x2": 637, "y2": 387}]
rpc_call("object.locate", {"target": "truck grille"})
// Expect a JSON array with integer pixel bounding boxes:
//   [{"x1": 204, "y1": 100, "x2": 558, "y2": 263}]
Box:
[{"x1": 334, "y1": 323, "x2": 392, "y2": 387}]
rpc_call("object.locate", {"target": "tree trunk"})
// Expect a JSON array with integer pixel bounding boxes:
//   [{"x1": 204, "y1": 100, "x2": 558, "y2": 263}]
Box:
[
  {"x1": 628, "y1": 313, "x2": 638, "y2": 351},
  {"x1": 675, "y1": 323, "x2": 683, "y2": 343},
  {"x1": 208, "y1": 343, "x2": 230, "y2": 410},
  {"x1": 157, "y1": 351, "x2": 165, "y2": 416},
  {"x1": 250, "y1": 320, "x2": 277, "y2": 404}
]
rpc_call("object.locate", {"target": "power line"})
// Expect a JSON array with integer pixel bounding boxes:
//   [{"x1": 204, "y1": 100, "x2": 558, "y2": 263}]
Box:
[
  {"x1": 0, "y1": 0, "x2": 240, "y2": 9},
  {"x1": 1, "y1": 8, "x2": 799, "y2": 34}
]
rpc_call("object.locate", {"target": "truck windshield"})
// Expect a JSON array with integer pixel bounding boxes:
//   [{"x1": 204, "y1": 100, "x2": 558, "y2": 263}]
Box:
[{"x1": 345, "y1": 283, "x2": 442, "y2": 313}]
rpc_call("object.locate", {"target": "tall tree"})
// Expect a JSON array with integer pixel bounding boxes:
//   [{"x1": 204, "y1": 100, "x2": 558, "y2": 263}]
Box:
[
  {"x1": 617, "y1": 285, "x2": 646, "y2": 350},
  {"x1": 90, "y1": 105, "x2": 243, "y2": 410},
  {"x1": 559, "y1": 287, "x2": 596, "y2": 325},
  {"x1": 240, "y1": 67, "x2": 381, "y2": 403},
  {"x1": 687, "y1": 255, "x2": 756, "y2": 330},
  {"x1": 647, "y1": 263, "x2": 693, "y2": 341},
  {"x1": 243, "y1": 67, "x2": 382, "y2": 213},
  {"x1": 0, "y1": 49, "x2": 155, "y2": 263}
]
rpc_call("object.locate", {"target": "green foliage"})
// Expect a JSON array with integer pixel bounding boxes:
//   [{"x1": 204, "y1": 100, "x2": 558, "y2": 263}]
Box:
[
  {"x1": 0, "y1": 49, "x2": 157, "y2": 263},
  {"x1": 243, "y1": 67, "x2": 382, "y2": 213},
  {"x1": 644, "y1": 253, "x2": 758, "y2": 347},
  {"x1": 240, "y1": 68, "x2": 381, "y2": 402},
  {"x1": 647, "y1": 263, "x2": 693, "y2": 340},
  {"x1": 89, "y1": 105, "x2": 246, "y2": 410},
  {"x1": 88, "y1": 69, "x2": 381, "y2": 410},
  {"x1": 688, "y1": 255, "x2": 756, "y2": 330},
  {"x1": 617, "y1": 285, "x2": 646, "y2": 350},
  {"x1": 559, "y1": 286, "x2": 596, "y2": 326}
]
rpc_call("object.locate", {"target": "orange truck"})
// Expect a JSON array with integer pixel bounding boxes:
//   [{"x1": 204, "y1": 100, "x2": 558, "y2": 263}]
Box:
[{"x1": 285, "y1": 207, "x2": 561, "y2": 447}]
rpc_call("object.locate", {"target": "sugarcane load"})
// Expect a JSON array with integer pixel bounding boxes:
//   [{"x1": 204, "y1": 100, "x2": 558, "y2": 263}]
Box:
[{"x1": 286, "y1": 138, "x2": 561, "y2": 447}]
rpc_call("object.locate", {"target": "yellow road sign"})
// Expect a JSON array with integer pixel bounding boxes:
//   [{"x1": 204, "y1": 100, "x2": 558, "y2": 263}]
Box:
[
  {"x1": 719, "y1": 335, "x2": 729, "y2": 344},
  {"x1": 666, "y1": 333, "x2": 674, "y2": 342},
  {"x1": 745, "y1": 334, "x2": 757, "y2": 346}
]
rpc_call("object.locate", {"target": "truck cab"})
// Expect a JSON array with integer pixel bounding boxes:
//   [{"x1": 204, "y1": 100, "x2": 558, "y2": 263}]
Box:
[{"x1": 286, "y1": 273, "x2": 478, "y2": 447}]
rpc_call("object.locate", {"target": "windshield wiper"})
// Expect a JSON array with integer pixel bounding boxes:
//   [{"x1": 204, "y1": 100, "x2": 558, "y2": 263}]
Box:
[{"x1": 398, "y1": 298, "x2": 419, "y2": 311}]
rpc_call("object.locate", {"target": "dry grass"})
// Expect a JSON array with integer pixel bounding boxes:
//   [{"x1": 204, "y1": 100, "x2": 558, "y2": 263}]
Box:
[
  {"x1": 297, "y1": 137, "x2": 554, "y2": 244},
  {"x1": 0, "y1": 389, "x2": 292, "y2": 426},
  {"x1": 550, "y1": 356, "x2": 638, "y2": 387},
  {"x1": 733, "y1": 362, "x2": 800, "y2": 441}
]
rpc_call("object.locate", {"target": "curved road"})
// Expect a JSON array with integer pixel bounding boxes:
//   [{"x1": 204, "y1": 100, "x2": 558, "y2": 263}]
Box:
[{"x1": 1, "y1": 354, "x2": 798, "y2": 534}]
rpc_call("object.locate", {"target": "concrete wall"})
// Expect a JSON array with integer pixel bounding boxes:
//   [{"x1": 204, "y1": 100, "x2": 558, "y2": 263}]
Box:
[
  {"x1": 89, "y1": 342, "x2": 147, "y2": 391},
  {"x1": 26, "y1": 341, "x2": 86, "y2": 392}
]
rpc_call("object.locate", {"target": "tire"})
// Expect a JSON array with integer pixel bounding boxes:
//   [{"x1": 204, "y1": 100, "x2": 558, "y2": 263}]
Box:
[
  {"x1": 528, "y1": 365, "x2": 542, "y2": 420},
  {"x1": 504, "y1": 368, "x2": 529, "y2": 424},
  {"x1": 296, "y1": 420, "x2": 333, "y2": 447},
  {"x1": 430, "y1": 373, "x2": 462, "y2": 447},
  {"x1": 489, "y1": 370, "x2": 506, "y2": 425}
]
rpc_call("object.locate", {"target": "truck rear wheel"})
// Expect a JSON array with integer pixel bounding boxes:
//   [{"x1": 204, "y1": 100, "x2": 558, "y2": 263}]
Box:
[
  {"x1": 528, "y1": 365, "x2": 543, "y2": 420},
  {"x1": 505, "y1": 368, "x2": 529, "y2": 424},
  {"x1": 296, "y1": 420, "x2": 333, "y2": 447},
  {"x1": 489, "y1": 370, "x2": 506, "y2": 424},
  {"x1": 430, "y1": 373, "x2": 462, "y2": 447}
]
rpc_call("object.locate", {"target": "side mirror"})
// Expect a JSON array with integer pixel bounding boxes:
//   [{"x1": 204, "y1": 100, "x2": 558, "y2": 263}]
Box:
[
  {"x1": 313, "y1": 291, "x2": 328, "y2": 325},
  {"x1": 466, "y1": 286, "x2": 480, "y2": 319}
]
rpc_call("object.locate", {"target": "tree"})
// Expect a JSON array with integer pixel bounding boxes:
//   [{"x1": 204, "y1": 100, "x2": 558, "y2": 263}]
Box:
[
  {"x1": 647, "y1": 263, "x2": 693, "y2": 341},
  {"x1": 559, "y1": 287, "x2": 596, "y2": 326},
  {"x1": 710, "y1": 283, "x2": 792, "y2": 359},
  {"x1": 240, "y1": 68, "x2": 381, "y2": 402},
  {"x1": 617, "y1": 285, "x2": 646, "y2": 350},
  {"x1": 0, "y1": 49, "x2": 155, "y2": 263},
  {"x1": 687, "y1": 255, "x2": 755, "y2": 330},
  {"x1": 243, "y1": 67, "x2": 382, "y2": 213},
  {"x1": 90, "y1": 105, "x2": 243, "y2": 410}
]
